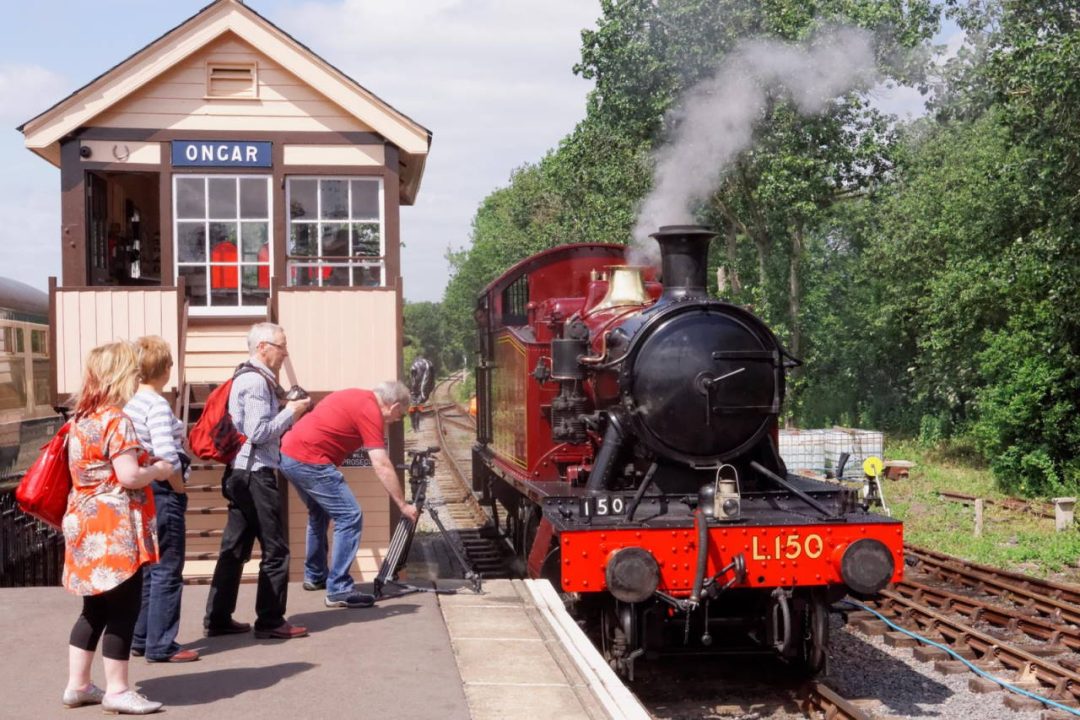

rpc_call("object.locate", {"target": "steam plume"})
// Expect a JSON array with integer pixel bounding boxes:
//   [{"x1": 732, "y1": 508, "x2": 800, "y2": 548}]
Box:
[{"x1": 630, "y1": 26, "x2": 877, "y2": 265}]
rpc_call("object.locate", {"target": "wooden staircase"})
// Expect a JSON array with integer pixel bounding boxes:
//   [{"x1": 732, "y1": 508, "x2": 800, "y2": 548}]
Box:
[
  {"x1": 176, "y1": 321, "x2": 253, "y2": 584},
  {"x1": 182, "y1": 460, "x2": 260, "y2": 584}
]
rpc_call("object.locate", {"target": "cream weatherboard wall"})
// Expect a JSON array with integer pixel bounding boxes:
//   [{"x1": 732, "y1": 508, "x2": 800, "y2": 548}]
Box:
[
  {"x1": 92, "y1": 34, "x2": 376, "y2": 134},
  {"x1": 53, "y1": 287, "x2": 180, "y2": 397},
  {"x1": 277, "y1": 287, "x2": 401, "y2": 580}
]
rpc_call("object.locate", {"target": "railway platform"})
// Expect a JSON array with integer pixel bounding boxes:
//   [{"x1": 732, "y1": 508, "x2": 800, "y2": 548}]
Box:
[{"x1": 0, "y1": 577, "x2": 647, "y2": 720}]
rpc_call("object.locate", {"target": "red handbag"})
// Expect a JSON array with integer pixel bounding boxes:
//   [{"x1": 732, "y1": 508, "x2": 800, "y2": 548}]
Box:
[{"x1": 15, "y1": 422, "x2": 73, "y2": 529}]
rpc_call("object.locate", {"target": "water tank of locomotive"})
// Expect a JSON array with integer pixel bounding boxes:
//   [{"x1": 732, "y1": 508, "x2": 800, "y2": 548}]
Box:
[{"x1": 591, "y1": 226, "x2": 788, "y2": 470}]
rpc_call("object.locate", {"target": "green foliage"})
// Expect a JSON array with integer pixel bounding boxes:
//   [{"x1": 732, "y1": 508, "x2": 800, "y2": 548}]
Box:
[
  {"x1": 403, "y1": 301, "x2": 456, "y2": 376},
  {"x1": 431, "y1": 0, "x2": 1080, "y2": 500},
  {"x1": 887, "y1": 439, "x2": 1080, "y2": 577}
]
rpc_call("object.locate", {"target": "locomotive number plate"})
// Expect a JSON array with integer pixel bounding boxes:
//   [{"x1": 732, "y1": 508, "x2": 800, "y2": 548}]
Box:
[
  {"x1": 750, "y1": 533, "x2": 826, "y2": 561},
  {"x1": 579, "y1": 495, "x2": 627, "y2": 517}
]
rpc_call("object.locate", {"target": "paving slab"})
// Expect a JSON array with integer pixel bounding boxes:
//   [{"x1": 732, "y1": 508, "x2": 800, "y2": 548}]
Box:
[
  {"x1": 465, "y1": 683, "x2": 593, "y2": 720},
  {"x1": 438, "y1": 580, "x2": 614, "y2": 720},
  {"x1": 0, "y1": 581, "x2": 469, "y2": 720}
]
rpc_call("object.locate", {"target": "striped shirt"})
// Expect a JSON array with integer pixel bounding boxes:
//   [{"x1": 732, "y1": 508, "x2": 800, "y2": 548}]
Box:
[
  {"x1": 124, "y1": 388, "x2": 187, "y2": 480},
  {"x1": 229, "y1": 357, "x2": 295, "y2": 471}
]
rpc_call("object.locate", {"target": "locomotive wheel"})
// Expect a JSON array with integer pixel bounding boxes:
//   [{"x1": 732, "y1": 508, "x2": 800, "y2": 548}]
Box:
[
  {"x1": 600, "y1": 602, "x2": 640, "y2": 677},
  {"x1": 790, "y1": 589, "x2": 829, "y2": 676}
]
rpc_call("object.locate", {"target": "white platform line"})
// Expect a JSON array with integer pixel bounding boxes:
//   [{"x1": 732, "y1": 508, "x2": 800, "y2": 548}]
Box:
[{"x1": 523, "y1": 579, "x2": 651, "y2": 720}]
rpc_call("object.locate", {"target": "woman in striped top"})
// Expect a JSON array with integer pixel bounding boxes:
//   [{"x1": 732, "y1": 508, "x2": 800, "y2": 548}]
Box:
[{"x1": 124, "y1": 336, "x2": 199, "y2": 664}]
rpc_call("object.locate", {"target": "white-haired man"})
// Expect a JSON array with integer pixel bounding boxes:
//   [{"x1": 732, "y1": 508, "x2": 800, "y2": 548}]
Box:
[
  {"x1": 204, "y1": 322, "x2": 312, "y2": 640},
  {"x1": 280, "y1": 381, "x2": 418, "y2": 608}
]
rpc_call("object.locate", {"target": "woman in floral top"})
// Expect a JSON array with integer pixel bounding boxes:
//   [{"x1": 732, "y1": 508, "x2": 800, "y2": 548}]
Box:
[{"x1": 61, "y1": 341, "x2": 174, "y2": 716}]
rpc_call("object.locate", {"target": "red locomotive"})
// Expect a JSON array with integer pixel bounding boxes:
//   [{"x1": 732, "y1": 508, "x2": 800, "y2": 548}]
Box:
[{"x1": 472, "y1": 226, "x2": 902, "y2": 677}]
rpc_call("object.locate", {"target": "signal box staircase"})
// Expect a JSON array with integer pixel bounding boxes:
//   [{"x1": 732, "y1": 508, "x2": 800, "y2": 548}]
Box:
[{"x1": 177, "y1": 325, "x2": 259, "y2": 585}]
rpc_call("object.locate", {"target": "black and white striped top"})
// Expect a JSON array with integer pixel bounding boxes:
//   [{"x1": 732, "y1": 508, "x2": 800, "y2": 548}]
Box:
[{"x1": 124, "y1": 388, "x2": 187, "y2": 480}]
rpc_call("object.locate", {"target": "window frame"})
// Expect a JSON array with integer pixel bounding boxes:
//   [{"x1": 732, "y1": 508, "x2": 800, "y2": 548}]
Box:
[
  {"x1": 172, "y1": 174, "x2": 273, "y2": 317},
  {"x1": 285, "y1": 176, "x2": 385, "y2": 289}
]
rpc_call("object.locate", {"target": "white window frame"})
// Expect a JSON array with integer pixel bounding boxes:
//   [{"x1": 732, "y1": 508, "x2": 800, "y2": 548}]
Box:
[
  {"x1": 172, "y1": 174, "x2": 273, "y2": 317},
  {"x1": 285, "y1": 176, "x2": 385, "y2": 288}
]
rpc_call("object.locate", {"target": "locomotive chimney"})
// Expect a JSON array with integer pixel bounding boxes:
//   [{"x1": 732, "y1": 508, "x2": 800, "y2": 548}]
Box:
[{"x1": 650, "y1": 225, "x2": 716, "y2": 302}]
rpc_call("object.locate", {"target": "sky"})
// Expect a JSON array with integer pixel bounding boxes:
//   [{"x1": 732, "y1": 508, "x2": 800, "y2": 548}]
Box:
[
  {"x1": 0, "y1": 0, "x2": 600, "y2": 302},
  {"x1": 0, "y1": 1, "x2": 959, "y2": 303}
]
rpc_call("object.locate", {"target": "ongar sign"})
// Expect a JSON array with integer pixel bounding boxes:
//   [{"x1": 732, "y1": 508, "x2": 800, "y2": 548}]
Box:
[{"x1": 171, "y1": 140, "x2": 272, "y2": 167}]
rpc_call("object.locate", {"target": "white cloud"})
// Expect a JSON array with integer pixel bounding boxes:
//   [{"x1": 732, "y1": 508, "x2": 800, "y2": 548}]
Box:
[
  {"x1": 0, "y1": 183, "x2": 60, "y2": 291},
  {"x1": 0, "y1": 63, "x2": 70, "y2": 125},
  {"x1": 0, "y1": 2, "x2": 599, "y2": 302}
]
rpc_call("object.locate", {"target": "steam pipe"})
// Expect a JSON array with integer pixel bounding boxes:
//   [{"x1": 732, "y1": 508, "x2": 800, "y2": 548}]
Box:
[
  {"x1": 585, "y1": 414, "x2": 625, "y2": 493},
  {"x1": 689, "y1": 508, "x2": 709, "y2": 607}
]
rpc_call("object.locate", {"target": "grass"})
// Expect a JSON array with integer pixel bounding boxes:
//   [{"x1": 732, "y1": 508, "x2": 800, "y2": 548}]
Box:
[{"x1": 884, "y1": 438, "x2": 1080, "y2": 581}]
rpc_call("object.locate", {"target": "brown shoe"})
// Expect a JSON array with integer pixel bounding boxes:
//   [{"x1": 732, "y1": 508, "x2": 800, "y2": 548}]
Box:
[
  {"x1": 253, "y1": 621, "x2": 309, "y2": 640},
  {"x1": 204, "y1": 619, "x2": 251, "y2": 637},
  {"x1": 148, "y1": 649, "x2": 200, "y2": 663}
]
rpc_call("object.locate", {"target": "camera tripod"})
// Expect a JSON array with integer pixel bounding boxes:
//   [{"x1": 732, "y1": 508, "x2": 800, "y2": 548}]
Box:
[{"x1": 372, "y1": 446, "x2": 483, "y2": 599}]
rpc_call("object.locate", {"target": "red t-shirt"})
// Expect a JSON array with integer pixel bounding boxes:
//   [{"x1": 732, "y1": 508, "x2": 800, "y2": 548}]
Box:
[{"x1": 281, "y1": 389, "x2": 385, "y2": 466}]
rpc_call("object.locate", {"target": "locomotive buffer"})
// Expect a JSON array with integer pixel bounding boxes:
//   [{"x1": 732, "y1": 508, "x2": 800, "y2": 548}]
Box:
[{"x1": 373, "y1": 447, "x2": 482, "y2": 599}]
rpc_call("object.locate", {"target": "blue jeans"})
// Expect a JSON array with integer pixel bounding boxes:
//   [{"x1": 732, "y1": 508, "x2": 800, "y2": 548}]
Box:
[
  {"x1": 280, "y1": 454, "x2": 363, "y2": 598},
  {"x1": 133, "y1": 483, "x2": 187, "y2": 660}
]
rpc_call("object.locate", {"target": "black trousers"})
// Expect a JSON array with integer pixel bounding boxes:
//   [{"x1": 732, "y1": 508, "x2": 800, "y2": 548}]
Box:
[
  {"x1": 70, "y1": 569, "x2": 144, "y2": 660},
  {"x1": 204, "y1": 467, "x2": 290, "y2": 631}
]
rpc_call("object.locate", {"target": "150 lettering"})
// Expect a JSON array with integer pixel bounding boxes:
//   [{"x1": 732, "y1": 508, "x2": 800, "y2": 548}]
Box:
[{"x1": 751, "y1": 533, "x2": 824, "y2": 561}]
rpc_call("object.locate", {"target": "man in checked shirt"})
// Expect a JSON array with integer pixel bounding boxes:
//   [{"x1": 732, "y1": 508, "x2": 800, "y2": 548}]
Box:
[{"x1": 203, "y1": 322, "x2": 312, "y2": 640}]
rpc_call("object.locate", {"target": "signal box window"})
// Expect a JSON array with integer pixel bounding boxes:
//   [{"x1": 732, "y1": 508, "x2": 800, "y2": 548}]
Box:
[
  {"x1": 286, "y1": 177, "x2": 384, "y2": 288},
  {"x1": 174, "y1": 175, "x2": 271, "y2": 313}
]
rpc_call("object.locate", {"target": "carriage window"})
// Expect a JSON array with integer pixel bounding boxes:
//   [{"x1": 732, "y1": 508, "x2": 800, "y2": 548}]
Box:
[
  {"x1": 30, "y1": 329, "x2": 47, "y2": 356},
  {"x1": 285, "y1": 177, "x2": 384, "y2": 287},
  {"x1": 174, "y1": 175, "x2": 271, "y2": 313},
  {"x1": 0, "y1": 357, "x2": 27, "y2": 412},
  {"x1": 0, "y1": 327, "x2": 23, "y2": 354}
]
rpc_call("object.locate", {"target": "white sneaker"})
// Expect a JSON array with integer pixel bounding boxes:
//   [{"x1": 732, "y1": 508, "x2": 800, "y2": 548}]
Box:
[{"x1": 101, "y1": 690, "x2": 163, "y2": 715}]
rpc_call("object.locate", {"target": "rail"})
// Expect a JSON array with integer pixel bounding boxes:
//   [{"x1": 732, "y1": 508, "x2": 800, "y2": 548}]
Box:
[
  {"x1": 798, "y1": 682, "x2": 871, "y2": 720},
  {"x1": 874, "y1": 588, "x2": 1080, "y2": 703},
  {"x1": 891, "y1": 577, "x2": 1080, "y2": 653},
  {"x1": 906, "y1": 545, "x2": 1080, "y2": 622}
]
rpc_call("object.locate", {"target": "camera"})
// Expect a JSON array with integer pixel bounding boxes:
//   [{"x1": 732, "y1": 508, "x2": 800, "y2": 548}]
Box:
[{"x1": 284, "y1": 385, "x2": 309, "y2": 401}]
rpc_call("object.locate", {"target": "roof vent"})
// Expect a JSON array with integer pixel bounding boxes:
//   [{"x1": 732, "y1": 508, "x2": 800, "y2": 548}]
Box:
[{"x1": 206, "y1": 61, "x2": 258, "y2": 99}]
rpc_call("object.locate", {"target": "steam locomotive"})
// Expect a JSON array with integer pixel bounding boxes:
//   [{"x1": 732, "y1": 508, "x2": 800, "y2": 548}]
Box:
[{"x1": 472, "y1": 226, "x2": 902, "y2": 678}]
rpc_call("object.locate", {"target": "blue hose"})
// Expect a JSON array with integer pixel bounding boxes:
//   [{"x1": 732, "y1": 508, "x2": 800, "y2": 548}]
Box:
[{"x1": 843, "y1": 600, "x2": 1080, "y2": 717}]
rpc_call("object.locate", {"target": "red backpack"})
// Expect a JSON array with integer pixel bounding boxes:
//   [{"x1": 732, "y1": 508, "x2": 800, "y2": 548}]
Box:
[{"x1": 188, "y1": 364, "x2": 275, "y2": 464}]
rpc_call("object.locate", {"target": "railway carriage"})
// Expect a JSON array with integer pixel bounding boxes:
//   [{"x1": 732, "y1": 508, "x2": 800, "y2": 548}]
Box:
[
  {"x1": 472, "y1": 226, "x2": 903, "y2": 677},
  {"x1": 0, "y1": 278, "x2": 60, "y2": 488}
]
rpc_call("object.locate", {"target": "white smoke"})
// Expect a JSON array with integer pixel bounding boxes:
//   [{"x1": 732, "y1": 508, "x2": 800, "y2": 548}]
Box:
[{"x1": 629, "y1": 26, "x2": 878, "y2": 266}]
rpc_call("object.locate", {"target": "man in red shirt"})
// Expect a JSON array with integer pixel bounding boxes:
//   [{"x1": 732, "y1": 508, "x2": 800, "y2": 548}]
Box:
[{"x1": 280, "y1": 381, "x2": 418, "y2": 608}]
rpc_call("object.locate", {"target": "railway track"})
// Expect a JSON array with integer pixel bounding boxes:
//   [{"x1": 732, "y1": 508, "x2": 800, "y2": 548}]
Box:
[
  {"x1": 799, "y1": 682, "x2": 872, "y2": 720},
  {"x1": 835, "y1": 546, "x2": 1080, "y2": 716},
  {"x1": 906, "y1": 544, "x2": 1080, "y2": 625},
  {"x1": 403, "y1": 374, "x2": 512, "y2": 581}
]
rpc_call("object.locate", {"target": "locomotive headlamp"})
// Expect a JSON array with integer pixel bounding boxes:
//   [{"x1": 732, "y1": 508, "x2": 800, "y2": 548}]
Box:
[
  {"x1": 838, "y1": 538, "x2": 895, "y2": 595},
  {"x1": 713, "y1": 465, "x2": 741, "y2": 520},
  {"x1": 605, "y1": 547, "x2": 660, "y2": 604}
]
